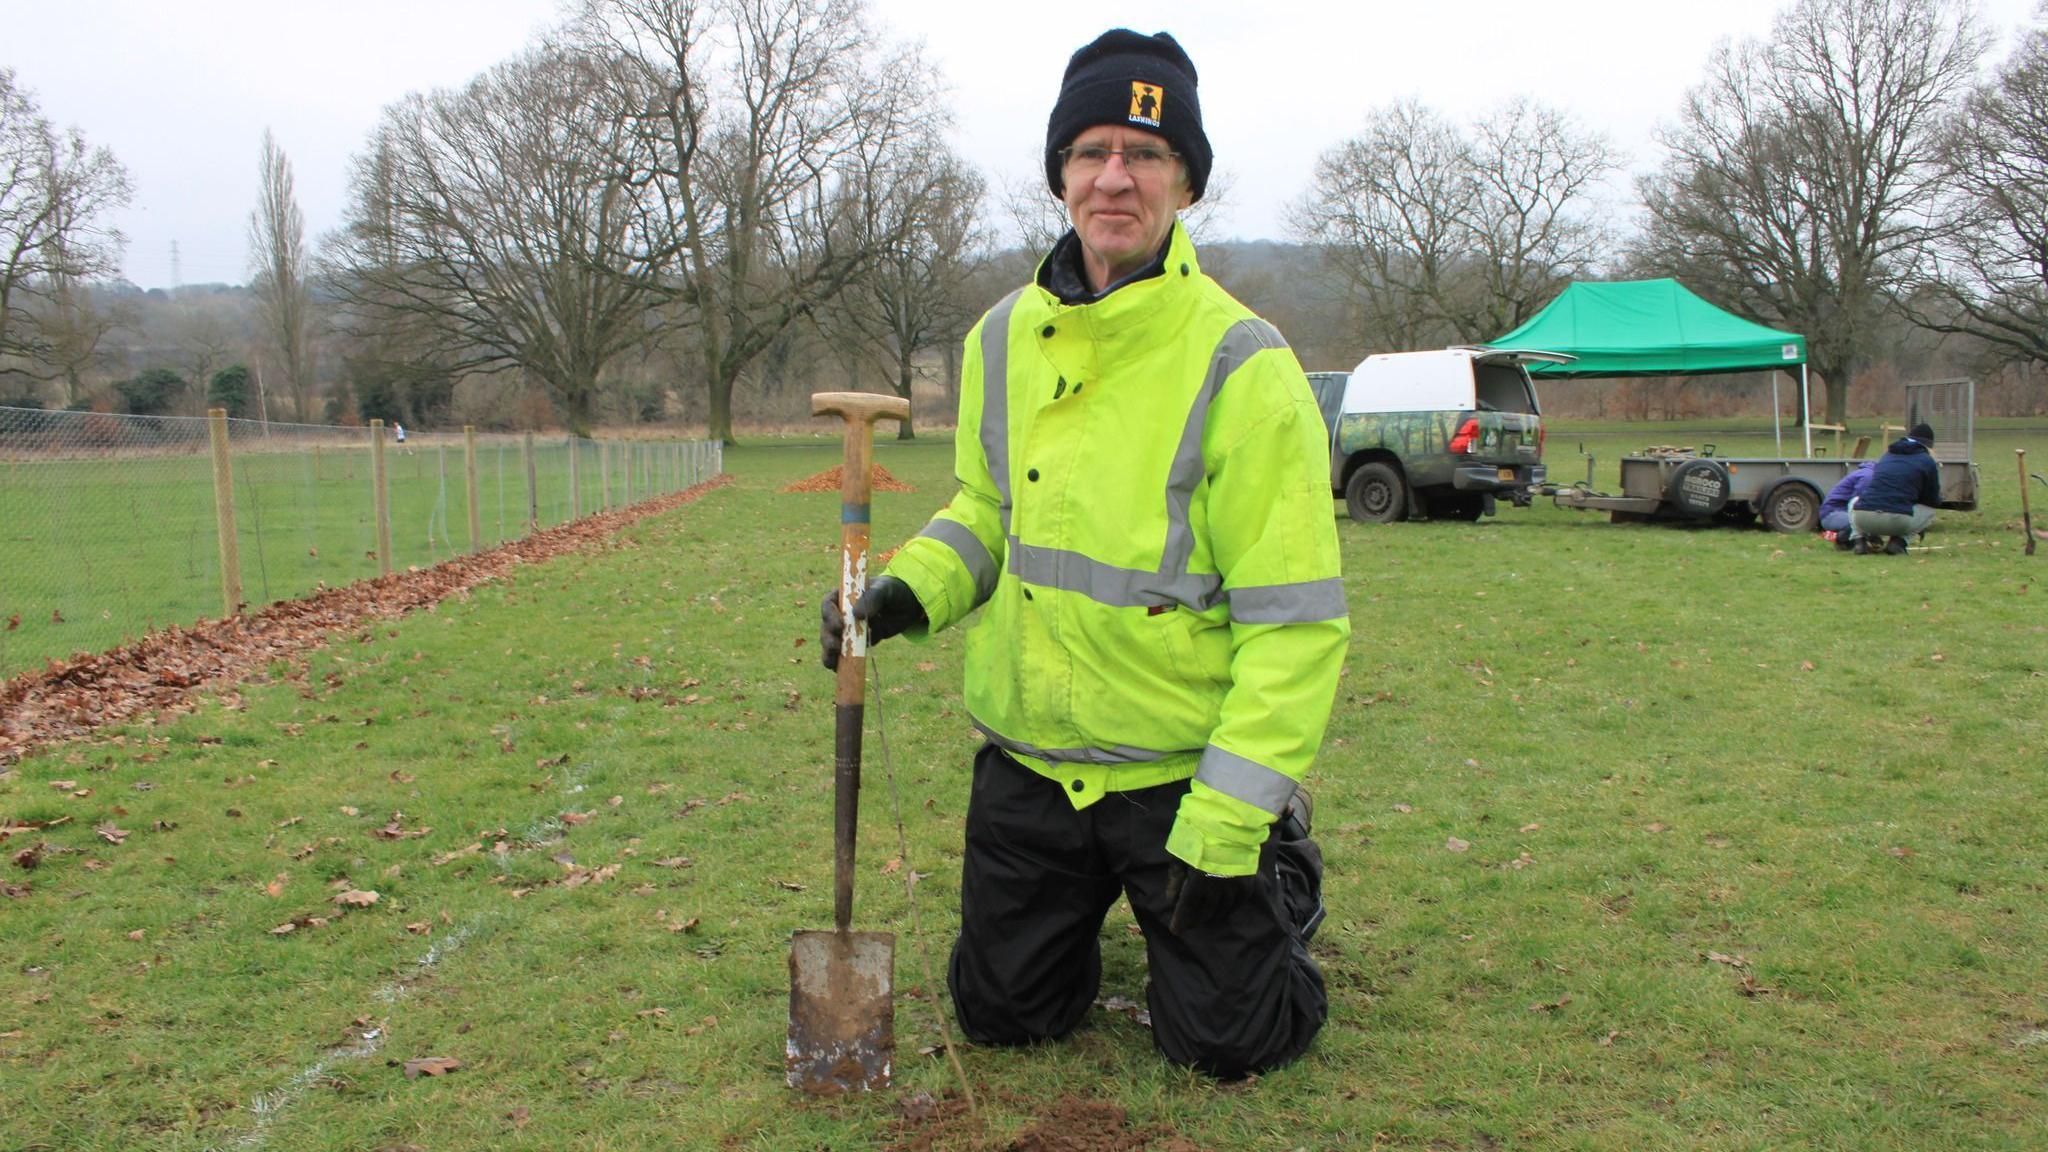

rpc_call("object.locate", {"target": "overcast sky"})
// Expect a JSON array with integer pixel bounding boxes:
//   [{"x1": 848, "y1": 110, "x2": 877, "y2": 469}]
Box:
[{"x1": 5, "y1": 0, "x2": 2040, "y2": 289}]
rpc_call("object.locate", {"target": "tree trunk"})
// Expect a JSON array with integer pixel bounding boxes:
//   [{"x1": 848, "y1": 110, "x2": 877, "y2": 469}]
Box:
[
  {"x1": 894, "y1": 354, "x2": 915, "y2": 440},
  {"x1": 708, "y1": 372, "x2": 735, "y2": 445}
]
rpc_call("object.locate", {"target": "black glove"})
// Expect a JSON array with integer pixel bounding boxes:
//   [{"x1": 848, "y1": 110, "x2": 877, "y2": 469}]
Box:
[
  {"x1": 1164, "y1": 858, "x2": 1256, "y2": 937},
  {"x1": 818, "y1": 576, "x2": 927, "y2": 670}
]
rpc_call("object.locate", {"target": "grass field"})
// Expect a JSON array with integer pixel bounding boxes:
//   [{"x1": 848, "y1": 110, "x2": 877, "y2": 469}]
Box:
[
  {"x1": 3, "y1": 423, "x2": 2046, "y2": 1150},
  {"x1": 0, "y1": 434, "x2": 719, "y2": 679}
]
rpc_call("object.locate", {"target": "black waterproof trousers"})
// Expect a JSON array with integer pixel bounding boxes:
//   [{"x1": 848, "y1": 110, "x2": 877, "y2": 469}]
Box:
[{"x1": 948, "y1": 744, "x2": 1326, "y2": 1077}]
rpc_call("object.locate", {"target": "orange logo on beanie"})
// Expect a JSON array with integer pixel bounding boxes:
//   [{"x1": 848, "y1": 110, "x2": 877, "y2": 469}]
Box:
[{"x1": 1128, "y1": 81, "x2": 1163, "y2": 127}]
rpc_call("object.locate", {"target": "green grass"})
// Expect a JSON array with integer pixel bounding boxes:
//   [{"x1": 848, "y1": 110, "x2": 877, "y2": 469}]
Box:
[
  {"x1": 0, "y1": 434, "x2": 717, "y2": 678},
  {"x1": 3, "y1": 423, "x2": 2046, "y2": 1150}
]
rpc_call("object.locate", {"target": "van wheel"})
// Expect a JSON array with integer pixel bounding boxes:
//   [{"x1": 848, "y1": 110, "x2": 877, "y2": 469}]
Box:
[{"x1": 1345, "y1": 462, "x2": 1406, "y2": 523}]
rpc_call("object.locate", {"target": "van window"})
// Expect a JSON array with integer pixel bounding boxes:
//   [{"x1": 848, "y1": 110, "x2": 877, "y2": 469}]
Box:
[{"x1": 1474, "y1": 364, "x2": 1537, "y2": 414}]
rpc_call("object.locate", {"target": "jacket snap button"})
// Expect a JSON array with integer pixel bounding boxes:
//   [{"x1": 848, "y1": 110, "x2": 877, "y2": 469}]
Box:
[
  {"x1": 1023, "y1": 588, "x2": 1034, "y2": 600},
  {"x1": 1179, "y1": 263, "x2": 1189, "y2": 276},
  {"x1": 1027, "y1": 468, "x2": 1040, "y2": 482},
  {"x1": 1069, "y1": 779, "x2": 1084, "y2": 793},
  {"x1": 1041, "y1": 325, "x2": 1055, "y2": 338}
]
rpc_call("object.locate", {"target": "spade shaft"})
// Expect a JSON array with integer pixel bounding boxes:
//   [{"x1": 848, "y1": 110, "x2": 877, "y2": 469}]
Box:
[
  {"x1": 788, "y1": 391, "x2": 909, "y2": 1095},
  {"x1": 2022, "y1": 449, "x2": 2037, "y2": 556}
]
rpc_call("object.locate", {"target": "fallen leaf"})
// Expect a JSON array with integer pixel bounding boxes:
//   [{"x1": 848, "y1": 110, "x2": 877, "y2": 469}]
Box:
[
  {"x1": 1520, "y1": 822, "x2": 1541, "y2": 833},
  {"x1": 666, "y1": 917, "x2": 701, "y2": 934},
  {"x1": 276, "y1": 816, "x2": 303, "y2": 829},
  {"x1": 536, "y1": 753, "x2": 569, "y2": 768},
  {"x1": 389, "y1": 770, "x2": 417, "y2": 784},
  {"x1": 651, "y1": 857, "x2": 692, "y2": 869},
  {"x1": 560, "y1": 812, "x2": 592, "y2": 826},
  {"x1": 879, "y1": 857, "x2": 902, "y2": 876},
  {"x1": 50, "y1": 780, "x2": 77, "y2": 791},
  {"x1": 95, "y1": 823, "x2": 130, "y2": 846},
  {"x1": 1738, "y1": 973, "x2": 1775, "y2": 997},
  {"x1": 264, "y1": 874, "x2": 288, "y2": 898},
  {"x1": 607, "y1": 795, "x2": 623, "y2": 808},
  {"x1": 506, "y1": 1105, "x2": 530, "y2": 1129},
  {"x1": 406, "y1": 922, "x2": 430, "y2": 935},
  {"x1": 1644, "y1": 822, "x2": 1669, "y2": 834},
  {"x1": 1445, "y1": 836, "x2": 1471, "y2": 853},
  {"x1": 1887, "y1": 846, "x2": 1915, "y2": 858},
  {"x1": 334, "y1": 889, "x2": 381, "y2": 908},
  {"x1": 126, "y1": 929, "x2": 146, "y2": 942},
  {"x1": 12, "y1": 844, "x2": 44, "y2": 871},
  {"x1": 1391, "y1": 803, "x2": 1414, "y2": 814},
  {"x1": 1529, "y1": 993, "x2": 1572, "y2": 1012},
  {"x1": 1597, "y1": 1030, "x2": 1624, "y2": 1046},
  {"x1": 371, "y1": 813, "x2": 429, "y2": 840},
  {"x1": 403, "y1": 1056, "x2": 462, "y2": 1079},
  {"x1": 339, "y1": 806, "x2": 360, "y2": 817},
  {"x1": 775, "y1": 879, "x2": 807, "y2": 891},
  {"x1": 636, "y1": 1007, "x2": 669, "y2": 1019},
  {"x1": 1706, "y1": 951, "x2": 1748, "y2": 969}
]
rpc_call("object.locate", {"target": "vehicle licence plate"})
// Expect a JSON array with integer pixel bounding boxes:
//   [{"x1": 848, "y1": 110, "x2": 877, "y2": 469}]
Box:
[{"x1": 1498, "y1": 467, "x2": 1516, "y2": 481}]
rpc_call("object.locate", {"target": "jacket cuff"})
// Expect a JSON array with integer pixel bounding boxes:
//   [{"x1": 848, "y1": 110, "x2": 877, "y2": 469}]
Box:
[{"x1": 1164, "y1": 781, "x2": 1274, "y2": 877}]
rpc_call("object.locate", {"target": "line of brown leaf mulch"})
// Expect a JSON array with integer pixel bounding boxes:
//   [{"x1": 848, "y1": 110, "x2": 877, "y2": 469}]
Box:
[
  {"x1": 0, "y1": 474, "x2": 734, "y2": 766},
  {"x1": 780, "y1": 464, "x2": 914, "y2": 493}
]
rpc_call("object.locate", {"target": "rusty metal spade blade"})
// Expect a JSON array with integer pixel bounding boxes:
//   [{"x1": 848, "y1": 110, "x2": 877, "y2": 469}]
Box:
[
  {"x1": 788, "y1": 928, "x2": 895, "y2": 1092},
  {"x1": 788, "y1": 391, "x2": 907, "y2": 1094}
]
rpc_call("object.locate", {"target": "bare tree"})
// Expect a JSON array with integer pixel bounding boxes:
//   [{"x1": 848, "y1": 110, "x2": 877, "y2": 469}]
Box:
[
  {"x1": 1634, "y1": 0, "x2": 1985, "y2": 424},
  {"x1": 0, "y1": 68, "x2": 130, "y2": 387},
  {"x1": 822, "y1": 152, "x2": 988, "y2": 437},
  {"x1": 581, "y1": 0, "x2": 948, "y2": 443},
  {"x1": 1292, "y1": 97, "x2": 1616, "y2": 351},
  {"x1": 325, "y1": 44, "x2": 684, "y2": 434},
  {"x1": 249, "y1": 129, "x2": 316, "y2": 420},
  {"x1": 1909, "y1": 11, "x2": 2048, "y2": 367}
]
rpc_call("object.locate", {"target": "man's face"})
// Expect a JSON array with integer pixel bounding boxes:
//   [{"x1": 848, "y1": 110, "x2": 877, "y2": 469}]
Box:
[{"x1": 1060, "y1": 123, "x2": 1191, "y2": 288}]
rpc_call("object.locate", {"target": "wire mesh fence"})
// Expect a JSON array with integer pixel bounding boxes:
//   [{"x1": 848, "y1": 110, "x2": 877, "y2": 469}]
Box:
[{"x1": 0, "y1": 406, "x2": 722, "y2": 680}]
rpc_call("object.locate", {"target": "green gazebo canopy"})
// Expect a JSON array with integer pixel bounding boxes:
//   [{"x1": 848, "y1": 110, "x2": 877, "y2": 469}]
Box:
[{"x1": 1488, "y1": 279, "x2": 1806, "y2": 377}]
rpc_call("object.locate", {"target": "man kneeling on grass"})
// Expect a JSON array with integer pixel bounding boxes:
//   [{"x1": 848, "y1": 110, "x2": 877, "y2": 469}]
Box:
[
  {"x1": 819, "y1": 28, "x2": 1345, "y2": 1079},
  {"x1": 1850, "y1": 422, "x2": 1942, "y2": 555}
]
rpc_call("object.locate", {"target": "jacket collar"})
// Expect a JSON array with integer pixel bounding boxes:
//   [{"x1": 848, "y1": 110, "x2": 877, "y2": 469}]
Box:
[{"x1": 1028, "y1": 221, "x2": 1202, "y2": 343}]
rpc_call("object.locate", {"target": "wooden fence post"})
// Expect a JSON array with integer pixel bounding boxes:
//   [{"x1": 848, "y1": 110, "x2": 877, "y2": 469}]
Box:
[
  {"x1": 371, "y1": 419, "x2": 392, "y2": 576},
  {"x1": 464, "y1": 426, "x2": 481, "y2": 551},
  {"x1": 601, "y1": 440, "x2": 611, "y2": 511},
  {"x1": 523, "y1": 431, "x2": 539, "y2": 533},
  {"x1": 569, "y1": 435, "x2": 582, "y2": 519},
  {"x1": 206, "y1": 408, "x2": 242, "y2": 615}
]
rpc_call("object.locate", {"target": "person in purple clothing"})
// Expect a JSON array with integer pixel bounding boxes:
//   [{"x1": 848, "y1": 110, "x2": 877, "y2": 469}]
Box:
[
  {"x1": 1849, "y1": 422, "x2": 1943, "y2": 555},
  {"x1": 1819, "y1": 462, "x2": 1875, "y2": 550}
]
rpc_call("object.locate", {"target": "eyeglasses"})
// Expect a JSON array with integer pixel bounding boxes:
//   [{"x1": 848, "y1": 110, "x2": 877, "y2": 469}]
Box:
[{"x1": 1059, "y1": 144, "x2": 1179, "y2": 178}]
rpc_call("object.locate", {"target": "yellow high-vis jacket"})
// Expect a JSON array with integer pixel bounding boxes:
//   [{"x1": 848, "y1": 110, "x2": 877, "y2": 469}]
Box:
[{"x1": 885, "y1": 222, "x2": 1349, "y2": 876}]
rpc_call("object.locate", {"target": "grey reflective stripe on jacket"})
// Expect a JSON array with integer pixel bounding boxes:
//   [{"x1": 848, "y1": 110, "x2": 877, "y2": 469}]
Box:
[
  {"x1": 918, "y1": 519, "x2": 998, "y2": 607},
  {"x1": 1160, "y1": 319, "x2": 1288, "y2": 577},
  {"x1": 972, "y1": 718, "x2": 1195, "y2": 766},
  {"x1": 978, "y1": 289, "x2": 1025, "y2": 535},
  {"x1": 978, "y1": 309, "x2": 1337, "y2": 623},
  {"x1": 1196, "y1": 744, "x2": 1298, "y2": 816},
  {"x1": 1226, "y1": 578, "x2": 1347, "y2": 623}
]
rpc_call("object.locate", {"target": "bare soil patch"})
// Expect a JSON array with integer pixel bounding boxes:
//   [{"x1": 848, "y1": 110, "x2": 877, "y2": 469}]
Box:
[
  {"x1": 0, "y1": 476, "x2": 732, "y2": 764},
  {"x1": 885, "y1": 1091, "x2": 1208, "y2": 1152}
]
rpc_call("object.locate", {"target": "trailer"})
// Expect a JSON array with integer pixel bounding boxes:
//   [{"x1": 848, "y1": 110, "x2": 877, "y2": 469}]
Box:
[{"x1": 1545, "y1": 378, "x2": 1980, "y2": 533}]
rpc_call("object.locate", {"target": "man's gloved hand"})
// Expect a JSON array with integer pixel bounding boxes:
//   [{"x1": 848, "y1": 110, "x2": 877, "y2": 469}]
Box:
[
  {"x1": 1164, "y1": 858, "x2": 1256, "y2": 936},
  {"x1": 818, "y1": 575, "x2": 927, "y2": 670}
]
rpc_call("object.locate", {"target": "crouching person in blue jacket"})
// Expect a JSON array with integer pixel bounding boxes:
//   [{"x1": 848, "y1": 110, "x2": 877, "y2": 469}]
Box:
[
  {"x1": 1850, "y1": 423, "x2": 1942, "y2": 555},
  {"x1": 1819, "y1": 462, "x2": 1874, "y2": 550}
]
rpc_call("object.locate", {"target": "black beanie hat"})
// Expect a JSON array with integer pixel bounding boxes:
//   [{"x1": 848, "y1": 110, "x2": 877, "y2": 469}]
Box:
[
  {"x1": 1910, "y1": 422, "x2": 1935, "y2": 444},
  {"x1": 1044, "y1": 29, "x2": 1212, "y2": 202}
]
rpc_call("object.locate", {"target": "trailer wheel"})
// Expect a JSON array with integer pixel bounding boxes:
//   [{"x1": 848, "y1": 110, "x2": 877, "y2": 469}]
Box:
[
  {"x1": 1762, "y1": 482, "x2": 1822, "y2": 534},
  {"x1": 1664, "y1": 459, "x2": 1731, "y2": 518},
  {"x1": 1345, "y1": 462, "x2": 1406, "y2": 523}
]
